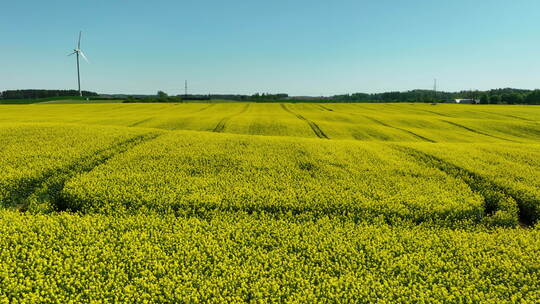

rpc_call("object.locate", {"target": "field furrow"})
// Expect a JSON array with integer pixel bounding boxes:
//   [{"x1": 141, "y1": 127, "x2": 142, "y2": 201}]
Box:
[
  {"x1": 440, "y1": 120, "x2": 520, "y2": 143},
  {"x1": 0, "y1": 124, "x2": 158, "y2": 211},
  {"x1": 393, "y1": 145, "x2": 521, "y2": 226},
  {"x1": 57, "y1": 131, "x2": 488, "y2": 224},
  {"x1": 280, "y1": 104, "x2": 329, "y2": 139},
  {"x1": 213, "y1": 104, "x2": 250, "y2": 133},
  {"x1": 363, "y1": 115, "x2": 437, "y2": 142},
  {"x1": 406, "y1": 142, "x2": 540, "y2": 225},
  {"x1": 28, "y1": 133, "x2": 161, "y2": 212}
]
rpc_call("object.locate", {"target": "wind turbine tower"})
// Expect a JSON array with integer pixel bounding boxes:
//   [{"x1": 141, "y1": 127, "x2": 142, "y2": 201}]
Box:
[{"x1": 68, "y1": 31, "x2": 89, "y2": 97}]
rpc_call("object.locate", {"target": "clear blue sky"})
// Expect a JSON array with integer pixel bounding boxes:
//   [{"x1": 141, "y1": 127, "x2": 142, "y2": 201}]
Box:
[{"x1": 1, "y1": 0, "x2": 539, "y2": 96}]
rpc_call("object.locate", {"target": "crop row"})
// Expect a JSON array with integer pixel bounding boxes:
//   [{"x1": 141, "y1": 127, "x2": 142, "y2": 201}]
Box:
[
  {"x1": 0, "y1": 210, "x2": 538, "y2": 303},
  {"x1": 0, "y1": 103, "x2": 538, "y2": 142},
  {"x1": 0, "y1": 123, "x2": 157, "y2": 212},
  {"x1": 1, "y1": 124, "x2": 538, "y2": 226},
  {"x1": 406, "y1": 143, "x2": 540, "y2": 225},
  {"x1": 61, "y1": 131, "x2": 485, "y2": 224}
]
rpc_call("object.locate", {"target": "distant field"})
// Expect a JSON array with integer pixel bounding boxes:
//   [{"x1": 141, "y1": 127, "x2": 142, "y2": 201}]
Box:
[
  {"x1": 0, "y1": 103, "x2": 539, "y2": 302},
  {"x1": 0, "y1": 96, "x2": 124, "y2": 104},
  {"x1": 35, "y1": 98, "x2": 124, "y2": 104},
  {"x1": 1, "y1": 102, "x2": 539, "y2": 141}
]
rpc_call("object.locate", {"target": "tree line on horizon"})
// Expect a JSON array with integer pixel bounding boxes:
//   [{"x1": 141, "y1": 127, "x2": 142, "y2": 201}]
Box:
[
  {"x1": 331, "y1": 88, "x2": 540, "y2": 104},
  {"x1": 2, "y1": 88, "x2": 540, "y2": 104},
  {"x1": 1, "y1": 90, "x2": 99, "y2": 99}
]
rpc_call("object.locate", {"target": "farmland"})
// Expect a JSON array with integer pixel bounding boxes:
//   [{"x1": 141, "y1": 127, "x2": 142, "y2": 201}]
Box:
[{"x1": 0, "y1": 102, "x2": 539, "y2": 302}]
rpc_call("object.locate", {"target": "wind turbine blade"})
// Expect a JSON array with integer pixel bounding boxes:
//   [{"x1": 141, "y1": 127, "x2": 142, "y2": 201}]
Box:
[
  {"x1": 68, "y1": 51, "x2": 76, "y2": 56},
  {"x1": 78, "y1": 31, "x2": 82, "y2": 49},
  {"x1": 80, "y1": 51, "x2": 89, "y2": 63}
]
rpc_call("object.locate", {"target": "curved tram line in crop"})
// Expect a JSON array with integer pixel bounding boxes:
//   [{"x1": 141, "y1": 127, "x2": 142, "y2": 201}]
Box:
[
  {"x1": 280, "y1": 103, "x2": 329, "y2": 139},
  {"x1": 392, "y1": 145, "x2": 534, "y2": 226},
  {"x1": 362, "y1": 115, "x2": 436, "y2": 142},
  {"x1": 440, "y1": 119, "x2": 520, "y2": 142},
  {"x1": 8, "y1": 133, "x2": 162, "y2": 212},
  {"x1": 212, "y1": 104, "x2": 250, "y2": 133}
]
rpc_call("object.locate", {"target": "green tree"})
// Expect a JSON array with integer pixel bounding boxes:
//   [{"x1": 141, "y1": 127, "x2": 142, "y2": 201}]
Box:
[
  {"x1": 502, "y1": 93, "x2": 523, "y2": 105},
  {"x1": 480, "y1": 94, "x2": 490, "y2": 104},
  {"x1": 157, "y1": 91, "x2": 168, "y2": 98},
  {"x1": 525, "y1": 90, "x2": 540, "y2": 105},
  {"x1": 491, "y1": 95, "x2": 502, "y2": 104}
]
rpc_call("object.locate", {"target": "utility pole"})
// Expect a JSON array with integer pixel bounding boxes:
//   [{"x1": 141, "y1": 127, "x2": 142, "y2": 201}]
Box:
[
  {"x1": 185, "y1": 80, "x2": 188, "y2": 97},
  {"x1": 433, "y1": 78, "x2": 437, "y2": 102}
]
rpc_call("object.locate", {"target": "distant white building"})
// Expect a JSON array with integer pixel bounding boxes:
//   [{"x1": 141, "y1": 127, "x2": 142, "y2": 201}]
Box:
[{"x1": 449, "y1": 99, "x2": 480, "y2": 104}]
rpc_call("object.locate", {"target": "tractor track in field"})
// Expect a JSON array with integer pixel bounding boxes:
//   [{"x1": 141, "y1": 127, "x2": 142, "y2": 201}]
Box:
[
  {"x1": 212, "y1": 104, "x2": 250, "y2": 133},
  {"x1": 322, "y1": 105, "x2": 436, "y2": 142},
  {"x1": 161, "y1": 104, "x2": 218, "y2": 131},
  {"x1": 129, "y1": 118, "x2": 154, "y2": 127},
  {"x1": 317, "y1": 105, "x2": 334, "y2": 111},
  {"x1": 362, "y1": 115, "x2": 436, "y2": 142},
  {"x1": 8, "y1": 133, "x2": 162, "y2": 212},
  {"x1": 478, "y1": 111, "x2": 536, "y2": 122},
  {"x1": 392, "y1": 145, "x2": 534, "y2": 227},
  {"x1": 419, "y1": 109, "x2": 453, "y2": 118},
  {"x1": 131, "y1": 105, "x2": 212, "y2": 127},
  {"x1": 440, "y1": 120, "x2": 520, "y2": 142},
  {"x1": 193, "y1": 103, "x2": 216, "y2": 113},
  {"x1": 382, "y1": 104, "x2": 453, "y2": 118},
  {"x1": 280, "y1": 104, "x2": 329, "y2": 139}
]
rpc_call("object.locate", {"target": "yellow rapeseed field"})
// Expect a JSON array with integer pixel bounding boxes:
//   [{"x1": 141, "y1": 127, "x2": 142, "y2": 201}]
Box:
[{"x1": 0, "y1": 102, "x2": 538, "y2": 302}]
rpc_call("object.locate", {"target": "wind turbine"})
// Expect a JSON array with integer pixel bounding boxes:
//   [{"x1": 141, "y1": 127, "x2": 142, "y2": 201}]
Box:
[{"x1": 68, "y1": 31, "x2": 89, "y2": 97}]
